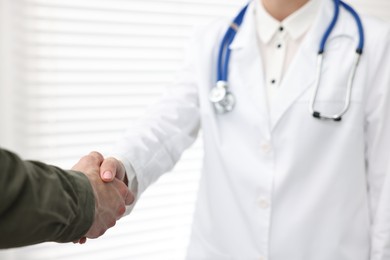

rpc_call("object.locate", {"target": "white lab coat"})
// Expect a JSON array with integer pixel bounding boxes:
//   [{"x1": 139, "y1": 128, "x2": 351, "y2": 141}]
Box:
[{"x1": 116, "y1": 0, "x2": 390, "y2": 259}]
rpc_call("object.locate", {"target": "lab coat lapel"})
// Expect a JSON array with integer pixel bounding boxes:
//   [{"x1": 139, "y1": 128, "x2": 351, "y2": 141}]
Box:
[
  {"x1": 228, "y1": 4, "x2": 271, "y2": 136},
  {"x1": 269, "y1": 0, "x2": 338, "y2": 130},
  {"x1": 269, "y1": 42, "x2": 317, "y2": 130}
]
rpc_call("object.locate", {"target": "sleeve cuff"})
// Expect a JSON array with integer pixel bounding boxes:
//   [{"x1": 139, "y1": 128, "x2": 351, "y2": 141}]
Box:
[{"x1": 62, "y1": 170, "x2": 95, "y2": 241}]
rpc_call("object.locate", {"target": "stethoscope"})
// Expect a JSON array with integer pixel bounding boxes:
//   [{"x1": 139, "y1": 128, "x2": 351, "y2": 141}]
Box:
[{"x1": 209, "y1": 0, "x2": 364, "y2": 121}]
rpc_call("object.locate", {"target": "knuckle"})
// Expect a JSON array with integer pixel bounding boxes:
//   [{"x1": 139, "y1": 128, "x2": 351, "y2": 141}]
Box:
[
  {"x1": 99, "y1": 229, "x2": 106, "y2": 237},
  {"x1": 114, "y1": 180, "x2": 127, "y2": 196},
  {"x1": 101, "y1": 162, "x2": 112, "y2": 173},
  {"x1": 88, "y1": 231, "x2": 98, "y2": 239},
  {"x1": 120, "y1": 185, "x2": 128, "y2": 197},
  {"x1": 78, "y1": 155, "x2": 89, "y2": 163},
  {"x1": 105, "y1": 157, "x2": 117, "y2": 169},
  {"x1": 118, "y1": 205, "x2": 126, "y2": 216},
  {"x1": 120, "y1": 187, "x2": 131, "y2": 201},
  {"x1": 109, "y1": 220, "x2": 117, "y2": 228},
  {"x1": 89, "y1": 151, "x2": 104, "y2": 162}
]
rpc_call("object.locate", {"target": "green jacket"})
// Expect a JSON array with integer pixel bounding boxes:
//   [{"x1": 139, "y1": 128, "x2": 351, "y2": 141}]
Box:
[{"x1": 0, "y1": 148, "x2": 95, "y2": 248}]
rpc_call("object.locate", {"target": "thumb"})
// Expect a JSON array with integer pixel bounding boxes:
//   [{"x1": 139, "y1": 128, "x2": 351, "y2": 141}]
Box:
[{"x1": 100, "y1": 157, "x2": 126, "y2": 182}]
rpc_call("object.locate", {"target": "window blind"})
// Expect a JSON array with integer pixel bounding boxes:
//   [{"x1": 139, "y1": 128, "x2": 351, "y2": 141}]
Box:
[
  {"x1": 11, "y1": 0, "x2": 245, "y2": 165},
  {"x1": 0, "y1": 0, "x2": 244, "y2": 259}
]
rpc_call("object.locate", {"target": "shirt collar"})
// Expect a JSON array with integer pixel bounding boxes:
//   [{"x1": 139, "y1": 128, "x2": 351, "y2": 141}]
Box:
[{"x1": 254, "y1": 0, "x2": 322, "y2": 44}]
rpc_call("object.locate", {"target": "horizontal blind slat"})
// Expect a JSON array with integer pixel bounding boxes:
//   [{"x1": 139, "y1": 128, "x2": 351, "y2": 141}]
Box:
[{"x1": 2, "y1": 0, "x2": 245, "y2": 259}]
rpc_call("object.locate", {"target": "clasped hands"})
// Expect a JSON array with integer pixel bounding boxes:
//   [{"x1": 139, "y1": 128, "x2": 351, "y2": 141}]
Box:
[{"x1": 71, "y1": 151, "x2": 134, "y2": 244}]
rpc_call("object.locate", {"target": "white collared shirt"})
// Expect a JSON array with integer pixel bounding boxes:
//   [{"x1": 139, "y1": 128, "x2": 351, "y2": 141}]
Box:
[{"x1": 254, "y1": 0, "x2": 321, "y2": 101}]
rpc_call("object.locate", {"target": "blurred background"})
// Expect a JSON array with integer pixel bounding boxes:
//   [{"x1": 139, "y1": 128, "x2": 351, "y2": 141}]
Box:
[{"x1": 0, "y1": 0, "x2": 388, "y2": 259}]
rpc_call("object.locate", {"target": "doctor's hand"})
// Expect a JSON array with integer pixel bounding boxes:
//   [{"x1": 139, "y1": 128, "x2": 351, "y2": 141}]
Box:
[
  {"x1": 99, "y1": 156, "x2": 139, "y2": 221},
  {"x1": 71, "y1": 152, "x2": 134, "y2": 243},
  {"x1": 99, "y1": 157, "x2": 128, "y2": 185}
]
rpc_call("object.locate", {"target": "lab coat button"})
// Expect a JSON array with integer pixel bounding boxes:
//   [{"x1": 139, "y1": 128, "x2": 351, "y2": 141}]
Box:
[
  {"x1": 261, "y1": 142, "x2": 272, "y2": 153},
  {"x1": 258, "y1": 198, "x2": 270, "y2": 209}
]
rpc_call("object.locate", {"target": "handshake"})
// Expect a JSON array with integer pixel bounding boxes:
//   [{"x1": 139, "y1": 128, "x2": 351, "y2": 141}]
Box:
[{"x1": 71, "y1": 152, "x2": 135, "y2": 244}]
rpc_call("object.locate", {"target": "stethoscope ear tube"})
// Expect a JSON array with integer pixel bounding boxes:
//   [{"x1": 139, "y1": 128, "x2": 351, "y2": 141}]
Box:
[
  {"x1": 309, "y1": 0, "x2": 364, "y2": 121},
  {"x1": 309, "y1": 51, "x2": 362, "y2": 121},
  {"x1": 210, "y1": 4, "x2": 249, "y2": 114},
  {"x1": 210, "y1": 0, "x2": 364, "y2": 118}
]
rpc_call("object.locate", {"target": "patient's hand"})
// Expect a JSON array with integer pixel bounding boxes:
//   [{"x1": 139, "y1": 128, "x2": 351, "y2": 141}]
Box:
[{"x1": 71, "y1": 152, "x2": 134, "y2": 243}]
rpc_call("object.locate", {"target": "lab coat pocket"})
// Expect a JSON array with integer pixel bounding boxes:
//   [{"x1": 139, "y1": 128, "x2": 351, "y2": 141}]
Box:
[
  {"x1": 186, "y1": 232, "x2": 233, "y2": 260},
  {"x1": 297, "y1": 35, "x2": 363, "y2": 108},
  {"x1": 297, "y1": 84, "x2": 363, "y2": 120},
  {"x1": 323, "y1": 34, "x2": 353, "y2": 51}
]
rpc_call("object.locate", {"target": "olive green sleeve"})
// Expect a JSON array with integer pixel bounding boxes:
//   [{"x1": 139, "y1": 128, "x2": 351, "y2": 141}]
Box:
[{"x1": 0, "y1": 148, "x2": 95, "y2": 249}]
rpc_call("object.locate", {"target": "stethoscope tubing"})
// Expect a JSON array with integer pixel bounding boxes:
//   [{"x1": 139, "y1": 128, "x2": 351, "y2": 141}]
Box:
[
  {"x1": 310, "y1": 0, "x2": 364, "y2": 121},
  {"x1": 211, "y1": 0, "x2": 365, "y2": 119},
  {"x1": 217, "y1": 4, "x2": 249, "y2": 82},
  {"x1": 340, "y1": 0, "x2": 364, "y2": 53},
  {"x1": 319, "y1": 0, "x2": 364, "y2": 54}
]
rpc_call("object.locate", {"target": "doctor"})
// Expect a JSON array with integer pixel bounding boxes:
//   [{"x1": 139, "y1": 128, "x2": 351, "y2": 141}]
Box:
[{"x1": 97, "y1": 0, "x2": 390, "y2": 259}]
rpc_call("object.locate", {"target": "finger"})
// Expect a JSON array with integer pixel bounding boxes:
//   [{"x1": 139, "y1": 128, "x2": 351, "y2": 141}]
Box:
[
  {"x1": 79, "y1": 237, "x2": 87, "y2": 244},
  {"x1": 100, "y1": 157, "x2": 125, "y2": 182},
  {"x1": 72, "y1": 237, "x2": 87, "y2": 244},
  {"x1": 88, "y1": 151, "x2": 104, "y2": 166},
  {"x1": 100, "y1": 158, "x2": 117, "y2": 182},
  {"x1": 125, "y1": 190, "x2": 135, "y2": 205},
  {"x1": 114, "y1": 179, "x2": 134, "y2": 205},
  {"x1": 73, "y1": 151, "x2": 104, "y2": 170},
  {"x1": 118, "y1": 205, "x2": 126, "y2": 218}
]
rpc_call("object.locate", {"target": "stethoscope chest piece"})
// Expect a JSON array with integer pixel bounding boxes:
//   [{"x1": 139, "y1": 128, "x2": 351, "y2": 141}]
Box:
[
  {"x1": 210, "y1": 0, "x2": 364, "y2": 120},
  {"x1": 209, "y1": 81, "x2": 228, "y2": 103},
  {"x1": 209, "y1": 81, "x2": 235, "y2": 113}
]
